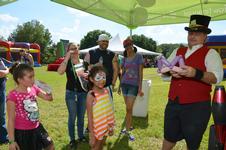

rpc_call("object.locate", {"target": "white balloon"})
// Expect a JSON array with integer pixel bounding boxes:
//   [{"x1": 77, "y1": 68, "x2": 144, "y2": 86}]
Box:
[
  {"x1": 136, "y1": 0, "x2": 156, "y2": 7},
  {"x1": 131, "y1": 7, "x2": 148, "y2": 26}
]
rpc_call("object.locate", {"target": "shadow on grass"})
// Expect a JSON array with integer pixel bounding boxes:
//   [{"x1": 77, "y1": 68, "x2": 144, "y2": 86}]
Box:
[
  {"x1": 108, "y1": 133, "x2": 133, "y2": 150},
  {"x1": 132, "y1": 115, "x2": 149, "y2": 129},
  {"x1": 61, "y1": 142, "x2": 89, "y2": 150},
  {"x1": 61, "y1": 144, "x2": 71, "y2": 150},
  {"x1": 102, "y1": 118, "x2": 132, "y2": 149},
  {"x1": 119, "y1": 115, "x2": 148, "y2": 131}
]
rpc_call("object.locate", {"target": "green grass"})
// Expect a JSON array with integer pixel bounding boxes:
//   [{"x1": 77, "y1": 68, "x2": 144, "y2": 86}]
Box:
[{"x1": 1, "y1": 67, "x2": 226, "y2": 150}]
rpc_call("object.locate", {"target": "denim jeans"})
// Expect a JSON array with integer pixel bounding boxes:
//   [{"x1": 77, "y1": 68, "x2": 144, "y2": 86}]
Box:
[
  {"x1": 65, "y1": 89, "x2": 87, "y2": 141},
  {"x1": 0, "y1": 78, "x2": 8, "y2": 143}
]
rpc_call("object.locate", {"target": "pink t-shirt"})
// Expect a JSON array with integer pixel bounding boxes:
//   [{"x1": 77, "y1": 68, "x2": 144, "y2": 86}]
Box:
[{"x1": 7, "y1": 85, "x2": 41, "y2": 130}]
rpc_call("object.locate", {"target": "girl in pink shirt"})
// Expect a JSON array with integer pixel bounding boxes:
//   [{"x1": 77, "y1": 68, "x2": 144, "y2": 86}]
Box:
[{"x1": 7, "y1": 63, "x2": 54, "y2": 150}]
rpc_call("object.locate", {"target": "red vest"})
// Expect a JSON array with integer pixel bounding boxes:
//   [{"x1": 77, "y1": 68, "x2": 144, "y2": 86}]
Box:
[{"x1": 168, "y1": 46, "x2": 211, "y2": 104}]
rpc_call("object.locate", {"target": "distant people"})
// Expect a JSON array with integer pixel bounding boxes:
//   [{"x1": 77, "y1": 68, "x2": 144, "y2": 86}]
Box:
[
  {"x1": 7, "y1": 63, "x2": 54, "y2": 150},
  {"x1": 19, "y1": 49, "x2": 34, "y2": 66},
  {"x1": 84, "y1": 34, "x2": 118, "y2": 100},
  {"x1": 57, "y1": 43, "x2": 88, "y2": 149},
  {"x1": 0, "y1": 58, "x2": 9, "y2": 145},
  {"x1": 161, "y1": 15, "x2": 223, "y2": 150},
  {"x1": 118, "y1": 37, "x2": 144, "y2": 141},
  {"x1": 86, "y1": 66, "x2": 115, "y2": 150}
]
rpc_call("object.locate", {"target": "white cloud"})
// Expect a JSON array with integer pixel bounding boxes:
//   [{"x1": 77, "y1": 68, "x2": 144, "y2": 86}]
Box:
[
  {"x1": 66, "y1": 7, "x2": 90, "y2": 17},
  {"x1": 144, "y1": 24, "x2": 187, "y2": 44},
  {"x1": 0, "y1": 24, "x2": 17, "y2": 38},
  {"x1": 50, "y1": 19, "x2": 81, "y2": 43},
  {"x1": 61, "y1": 19, "x2": 80, "y2": 33},
  {"x1": 0, "y1": 14, "x2": 19, "y2": 23}
]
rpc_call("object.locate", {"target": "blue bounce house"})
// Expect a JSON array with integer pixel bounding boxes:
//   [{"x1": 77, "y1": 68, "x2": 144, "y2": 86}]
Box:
[{"x1": 206, "y1": 35, "x2": 226, "y2": 78}]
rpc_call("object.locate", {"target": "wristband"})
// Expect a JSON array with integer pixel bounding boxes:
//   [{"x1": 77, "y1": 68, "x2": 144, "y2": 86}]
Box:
[
  {"x1": 8, "y1": 139, "x2": 15, "y2": 144},
  {"x1": 194, "y1": 68, "x2": 204, "y2": 80}
]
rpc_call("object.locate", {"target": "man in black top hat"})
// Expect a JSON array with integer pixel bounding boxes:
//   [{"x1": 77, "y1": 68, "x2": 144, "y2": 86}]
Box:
[{"x1": 161, "y1": 14, "x2": 223, "y2": 150}]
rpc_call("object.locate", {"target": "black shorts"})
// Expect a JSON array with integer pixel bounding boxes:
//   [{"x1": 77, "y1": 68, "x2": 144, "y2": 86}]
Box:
[
  {"x1": 15, "y1": 123, "x2": 53, "y2": 150},
  {"x1": 164, "y1": 100, "x2": 211, "y2": 150}
]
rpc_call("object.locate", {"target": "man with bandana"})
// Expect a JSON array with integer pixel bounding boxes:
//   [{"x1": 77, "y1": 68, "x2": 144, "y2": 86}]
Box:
[{"x1": 84, "y1": 34, "x2": 118, "y2": 100}]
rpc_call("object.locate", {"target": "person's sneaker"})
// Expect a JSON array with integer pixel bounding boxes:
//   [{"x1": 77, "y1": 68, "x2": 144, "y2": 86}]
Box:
[
  {"x1": 120, "y1": 128, "x2": 127, "y2": 134},
  {"x1": 126, "y1": 131, "x2": 135, "y2": 141},
  {"x1": 78, "y1": 137, "x2": 88, "y2": 143},
  {"x1": 129, "y1": 126, "x2": 134, "y2": 131},
  {"x1": 120, "y1": 127, "x2": 134, "y2": 135},
  {"x1": 69, "y1": 140, "x2": 77, "y2": 149}
]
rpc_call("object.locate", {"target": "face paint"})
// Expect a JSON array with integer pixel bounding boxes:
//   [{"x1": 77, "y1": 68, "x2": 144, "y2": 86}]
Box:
[{"x1": 94, "y1": 72, "x2": 106, "y2": 82}]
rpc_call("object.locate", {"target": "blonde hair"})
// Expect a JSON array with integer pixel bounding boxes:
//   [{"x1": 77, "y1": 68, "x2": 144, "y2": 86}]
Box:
[{"x1": 67, "y1": 42, "x2": 79, "y2": 52}]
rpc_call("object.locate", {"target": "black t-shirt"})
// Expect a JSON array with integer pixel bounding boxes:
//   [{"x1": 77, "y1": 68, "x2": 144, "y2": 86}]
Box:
[
  {"x1": 89, "y1": 48, "x2": 115, "y2": 86},
  {"x1": 65, "y1": 59, "x2": 84, "y2": 92}
]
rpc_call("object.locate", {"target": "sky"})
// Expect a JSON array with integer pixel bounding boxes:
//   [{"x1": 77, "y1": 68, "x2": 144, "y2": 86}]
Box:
[{"x1": 0, "y1": 0, "x2": 226, "y2": 45}]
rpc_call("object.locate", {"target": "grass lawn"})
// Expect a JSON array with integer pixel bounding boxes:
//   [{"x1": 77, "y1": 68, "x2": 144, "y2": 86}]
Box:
[{"x1": 1, "y1": 66, "x2": 226, "y2": 150}]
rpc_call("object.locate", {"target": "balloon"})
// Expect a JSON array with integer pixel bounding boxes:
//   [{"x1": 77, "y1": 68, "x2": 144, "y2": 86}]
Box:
[
  {"x1": 136, "y1": 0, "x2": 156, "y2": 7},
  {"x1": 157, "y1": 55, "x2": 185, "y2": 73},
  {"x1": 131, "y1": 7, "x2": 148, "y2": 26},
  {"x1": 169, "y1": 56, "x2": 180, "y2": 69}
]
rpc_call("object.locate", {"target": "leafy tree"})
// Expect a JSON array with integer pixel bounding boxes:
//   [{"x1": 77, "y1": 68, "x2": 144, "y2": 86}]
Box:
[
  {"x1": 9, "y1": 20, "x2": 52, "y2": 63},
  {"x1": 157, "y1": 43, "x2": 181, "y2": 58},
  {"x1": 80, "y1": 30, "x2": 111, "y2": 49},
  {"x1": 130, "y1": 34, "x2": 157, "y2": 65},
  {"x1": 131, "y1": 34, "x2": 157, "y2": 52}
]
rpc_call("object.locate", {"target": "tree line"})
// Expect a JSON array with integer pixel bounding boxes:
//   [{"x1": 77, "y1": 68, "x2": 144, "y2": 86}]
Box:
[{"x1": 0, "y1": 20, "x2": 183, "y2": 64}]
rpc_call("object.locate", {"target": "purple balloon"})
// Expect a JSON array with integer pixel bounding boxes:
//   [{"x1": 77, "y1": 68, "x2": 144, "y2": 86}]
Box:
[
  {"x1": 169, "y1": 56, "x2": 179, "y2": 69},
  {"x1": 157, "y1": 55, "x2": 185, "y2": 73},
  {"x1": 178, "y1": 55, "x2": 185, "y2": 67}
]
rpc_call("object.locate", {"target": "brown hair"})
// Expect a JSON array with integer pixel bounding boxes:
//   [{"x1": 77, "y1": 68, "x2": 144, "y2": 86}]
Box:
[
  {"x1": 9, "y1": 62, "x2": 34, "y2": 84},
  {"x1": 88, "y1": 66, "x2": 106, "y2": 90}
]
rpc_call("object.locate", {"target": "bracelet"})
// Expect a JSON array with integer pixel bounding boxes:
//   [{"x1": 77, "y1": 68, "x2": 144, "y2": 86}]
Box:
[
  {"x1": 8, "y1": 139, "x2": 15, "y2": 144},
  {"x1": 194, "y1": 68, "x2": 204, "y2": 80}
]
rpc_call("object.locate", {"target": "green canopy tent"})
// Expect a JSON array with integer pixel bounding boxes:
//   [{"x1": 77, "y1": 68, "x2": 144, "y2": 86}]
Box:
[
  {"x1": 0, "y1": 0, "x2": 16, "y2": 6},
  {"x1": 50, "y1": 0, "x2": 226, "y2": 35}
]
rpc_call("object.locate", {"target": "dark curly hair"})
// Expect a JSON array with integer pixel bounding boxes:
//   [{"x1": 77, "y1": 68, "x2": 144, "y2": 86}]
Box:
[{"x1": 9, "y1": 62, "x2": 34, "y2": 84}]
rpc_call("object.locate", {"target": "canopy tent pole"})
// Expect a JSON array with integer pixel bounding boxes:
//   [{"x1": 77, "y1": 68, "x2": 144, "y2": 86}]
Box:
[{"x1": 130, "y1": 29, "x2": 132, "y2": 38}]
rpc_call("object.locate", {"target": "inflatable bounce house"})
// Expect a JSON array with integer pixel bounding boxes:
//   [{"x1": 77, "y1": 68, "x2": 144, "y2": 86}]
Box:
[
  {"x1": 47, "y1": 39, "x2": 69, "y2": 71},
  {"x1": 206, "y1": 35, "x2": 226, "y2": 78},
  {"x1": 0, "y1": 41, "x2": 41, "y2": 67}
]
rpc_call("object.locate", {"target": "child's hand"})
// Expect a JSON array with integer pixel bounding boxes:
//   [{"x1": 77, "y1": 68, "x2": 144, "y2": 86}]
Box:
[
  {"x1": 108, "y1": 124, "x2": 114, "y2": 136},
  {"x1": 46, "y1": 93, "x2": 53, "y2": 101},
  {"x1": 89, "y1": 133, "x2": 96, "y2": 148},
  {"x1": 108, "y1": 128, "x2": 114, "y2": 136},
  {"x1": 138, "y1": 90, "x2": 144, "y2": 97},
  {"x1": 81, "y1": 72, "x2": 89, "y2": 79},
  {"x1": 9, "y1": 142, "x2": 20, "y2": 150}
]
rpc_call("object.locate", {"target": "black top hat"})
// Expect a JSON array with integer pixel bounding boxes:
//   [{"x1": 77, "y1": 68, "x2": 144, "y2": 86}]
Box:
[{"x1": 184, "y1": 14, "x2": 211, "y2": 34}]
